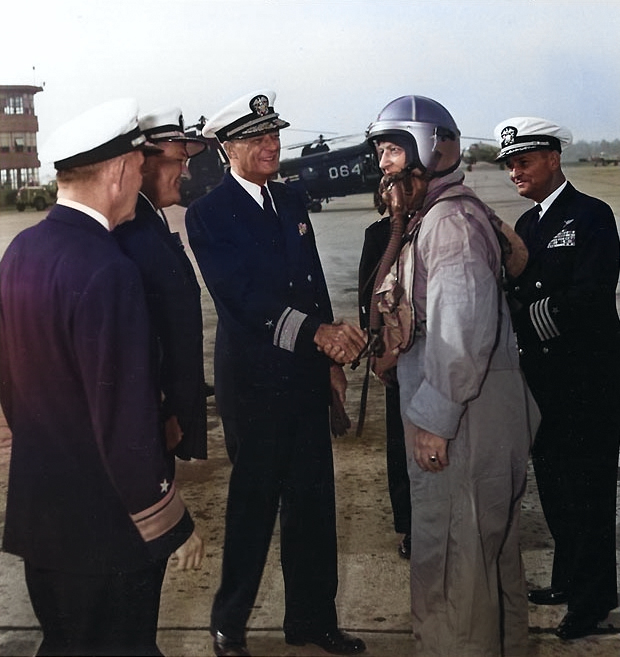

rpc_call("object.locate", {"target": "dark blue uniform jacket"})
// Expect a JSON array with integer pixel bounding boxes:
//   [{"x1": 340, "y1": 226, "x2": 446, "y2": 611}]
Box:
[
  {"x1": 114, "y1": 193, "x2": 207, "y2": 460},
  {"x1": 507, "y1": 182, "x2": 620, "y2": 359},
  {"x1": 185, "y1": 173, "x2": 333, "y2": 414},
  {"x1": 0, "y1": 205, "x2": 193, "y2": 574}
]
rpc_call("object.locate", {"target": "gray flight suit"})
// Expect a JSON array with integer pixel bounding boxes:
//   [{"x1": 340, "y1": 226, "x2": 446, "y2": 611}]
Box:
[{"x1": 397, "y1": 170, "x2": 538, "y2": 656}]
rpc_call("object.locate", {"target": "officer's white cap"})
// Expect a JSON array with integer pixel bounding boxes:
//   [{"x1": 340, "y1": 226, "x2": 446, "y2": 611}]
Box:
[
  {"x1": 494, "y1": 116, "x2": 572, "y2": 162},
  {"x1": 139, "y1": 106, "x2": 207, "y2": 158},
  {"x1": 202, "y1": 90, "x2": 290, "y2": 142},
  {"x1": 40, "y1": 98, "x2": 159, "y2": 171}
]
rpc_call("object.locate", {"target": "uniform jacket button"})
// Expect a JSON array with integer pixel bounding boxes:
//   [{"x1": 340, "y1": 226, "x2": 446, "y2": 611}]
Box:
[
  {"x1": 535, "y1": 281, "x2": 542, "y2": 289},
  {"x1": 542, "y1": 346, "x2": 549, "y2": 354}
]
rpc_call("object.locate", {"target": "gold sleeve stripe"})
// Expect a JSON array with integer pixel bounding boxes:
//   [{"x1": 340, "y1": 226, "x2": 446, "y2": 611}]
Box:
[
  {"x1": 130, "y1": 484, "x2": 186, "y2": 542},
  {"x1": 529, "y1": 297, "x2": 560, "y2": 342}
]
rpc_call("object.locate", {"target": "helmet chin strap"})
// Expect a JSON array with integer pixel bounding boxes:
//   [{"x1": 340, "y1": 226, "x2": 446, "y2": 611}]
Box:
[
  {"x1": 400, "y1": 140, "x2": 461, "y2": 182},
  {"x1": 420, "y1": 149, "x2": 443, "y2": 180},
  {"x1": 406, "y1": 147, "x2": 455, "y2": 181}
]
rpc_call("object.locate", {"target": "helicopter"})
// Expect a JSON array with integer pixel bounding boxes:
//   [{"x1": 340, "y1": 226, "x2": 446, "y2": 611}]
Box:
[
  {"x1": 178, "y1": 121, "x2": 381, "y2": 211},
  {"x1": 278, "y1": 134, "x2": 381, "y2": 212},
  {"x1": 461, "y1": 141, "x2": 501, "y2": 171}
]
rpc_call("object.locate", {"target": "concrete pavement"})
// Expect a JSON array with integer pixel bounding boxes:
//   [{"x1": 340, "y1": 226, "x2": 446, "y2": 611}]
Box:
[{"x1": 1, "y1": 163, "x2": 619, "y2": 656}]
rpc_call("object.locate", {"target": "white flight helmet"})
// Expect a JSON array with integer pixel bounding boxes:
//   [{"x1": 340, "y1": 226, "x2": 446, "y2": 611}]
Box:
[{"x1": 366, "y1": 95, "x2": 461, "y2": 177}]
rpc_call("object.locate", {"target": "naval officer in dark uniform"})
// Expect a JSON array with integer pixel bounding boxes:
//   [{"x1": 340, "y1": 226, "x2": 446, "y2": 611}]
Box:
[
  {"x1": 358, "y1": 213, "x2": 411, "y2": 560},
  {"x1": 495, "y1": 116, "x2": 620, "y2": 640},
  {"x1": 114, "y1": 107, "x2": 208, "y2": 462},
  {"x1": 0, "y1": 99, "x2": 204, "y2": 656},
  {"x1": 185, "y1": 90, "x2": 367, "y2": 657}
]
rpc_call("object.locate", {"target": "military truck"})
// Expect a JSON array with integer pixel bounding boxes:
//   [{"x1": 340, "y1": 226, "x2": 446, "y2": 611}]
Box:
[{"x1": 15, "y1": 182, "x2": 57, "y2": 212}]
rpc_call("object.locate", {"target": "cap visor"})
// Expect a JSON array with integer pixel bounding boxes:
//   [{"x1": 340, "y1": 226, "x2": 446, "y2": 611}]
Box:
[{"x1": 140, "y1": 140, "x2": 164, "y2": 154}]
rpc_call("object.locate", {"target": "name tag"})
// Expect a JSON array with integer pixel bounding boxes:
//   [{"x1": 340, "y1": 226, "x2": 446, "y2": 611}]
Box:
[{"x1": 547, "y1": 230, "x2": 575, "y2": 248}]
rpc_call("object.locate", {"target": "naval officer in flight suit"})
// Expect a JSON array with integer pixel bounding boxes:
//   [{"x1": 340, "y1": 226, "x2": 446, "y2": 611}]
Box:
[
  {"x1": 185, "y1": 90, "x2": 367, "y2": 657},
  {"x1": 495, "y1": 116, "x2": 620, "y2": 641}
]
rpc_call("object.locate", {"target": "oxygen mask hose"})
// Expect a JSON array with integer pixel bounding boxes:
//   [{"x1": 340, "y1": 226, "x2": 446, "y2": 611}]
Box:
[{"x1": 366, "y1": 171, "x2": 422, "y2": 347}]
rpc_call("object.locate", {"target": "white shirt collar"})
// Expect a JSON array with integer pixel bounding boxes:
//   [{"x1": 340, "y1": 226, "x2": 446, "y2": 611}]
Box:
[
  {"x1": 538, "y1": 180, "x2": 567, "y2": 218},
  {"x1": 56, "y1": 197, "x2": 110, "y2": 231},
  {"x1": 230, "y1": 169, "x2": 274, "y2": 210}
]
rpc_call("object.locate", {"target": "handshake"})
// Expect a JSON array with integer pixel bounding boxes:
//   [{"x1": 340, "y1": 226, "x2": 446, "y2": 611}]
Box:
[{"x1": 314, "y1": 320, "x2": 367, "y2": 365}]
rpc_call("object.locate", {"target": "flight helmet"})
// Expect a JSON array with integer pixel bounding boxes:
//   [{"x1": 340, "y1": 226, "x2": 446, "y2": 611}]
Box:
[{"x1": 366, "y1": 95, "x2": 461, "y2": 177}]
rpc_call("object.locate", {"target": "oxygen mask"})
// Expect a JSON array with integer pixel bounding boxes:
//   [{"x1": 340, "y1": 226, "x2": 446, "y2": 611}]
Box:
[{"x1": 376, "y1": 167, "x2": 429, "y2": 221}]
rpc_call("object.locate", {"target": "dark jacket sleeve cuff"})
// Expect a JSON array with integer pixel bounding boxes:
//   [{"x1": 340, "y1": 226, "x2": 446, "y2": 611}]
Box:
[
  {"x1": 295, "y1": 315, "x2": 323, "y2": 356},
  {"x1": 143, "y1": 509, "x2": 195, "y2": 562}
]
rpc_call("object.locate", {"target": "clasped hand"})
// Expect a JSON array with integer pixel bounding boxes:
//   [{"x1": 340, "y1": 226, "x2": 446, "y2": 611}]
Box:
[{"x1": 314, "y1": 321, "x2": 367, "y2": 364}]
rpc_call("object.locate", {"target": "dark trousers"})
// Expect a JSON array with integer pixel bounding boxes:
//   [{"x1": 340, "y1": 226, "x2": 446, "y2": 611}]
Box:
[
  {"x1": 212, "y1": 393, "x2": 338, "y2": 639},
  {"x1": 523, "y1": 351, "x2": 620, "y2": 616},
  {"x1": 385, "y1": 382, "x2": 411, "y2": 535},
  {"x1": 25, "y1": 559, "x2": 167, "y2": 656}
]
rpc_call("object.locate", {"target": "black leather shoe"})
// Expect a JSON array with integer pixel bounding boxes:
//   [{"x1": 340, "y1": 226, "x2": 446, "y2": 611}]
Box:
[
  {"x1": 527, "y1": 587, "x2": 568, "y2": 605},
  {"x1": 555, "y1": 611, "x2": 607, "y2": 640},
  {"x1": 286, "y1": 628, "x2": 366, "y2": 654},
  {"x1": 212, "y1": 631, "x2": 250, "y2": 657},
  {"x1": 398, "y1": 534, "x2": 411, "y2": 559}
]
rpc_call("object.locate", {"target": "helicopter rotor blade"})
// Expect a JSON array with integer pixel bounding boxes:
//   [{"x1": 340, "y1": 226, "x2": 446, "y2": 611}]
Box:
[
  {"x1": 461, "y1": 135, "x2": 496, "y2": 143},
  {"x1": 284, "y1": 133, "x2": 365, "y2": 150},
  {"x1": 286, "y1": 128, "x2": 339, "y2": 135}
]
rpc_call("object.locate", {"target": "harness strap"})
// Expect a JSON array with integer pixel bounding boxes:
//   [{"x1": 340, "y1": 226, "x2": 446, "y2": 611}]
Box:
[
  {"x1": 355, "y1": 356, "x2": 372, "y2": 438},
  {"x1": 354, "y1": 185, "x2": 508, "y2": 437}
]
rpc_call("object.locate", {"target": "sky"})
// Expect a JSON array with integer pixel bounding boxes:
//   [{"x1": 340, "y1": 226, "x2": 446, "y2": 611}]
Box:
[{"x1": 3, "y1": 0, "x2": 620, "y2": 176}]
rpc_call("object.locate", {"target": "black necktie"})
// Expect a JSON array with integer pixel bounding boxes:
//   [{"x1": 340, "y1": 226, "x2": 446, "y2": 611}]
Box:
[
  {"x1": 531, "y1": 204, "x2": 543, "y2": 242},
  {"x1": 261, "y1": 186, "x2": 278, "y2": 220},
  {"x1": 534, "y1": 204, "x2": 542, "y2": 221}
]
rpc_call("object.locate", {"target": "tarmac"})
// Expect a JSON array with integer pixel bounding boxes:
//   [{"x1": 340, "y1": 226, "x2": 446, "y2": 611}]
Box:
[{"x1": 1, "y1": 163, "x2": 620, "y2": 656}]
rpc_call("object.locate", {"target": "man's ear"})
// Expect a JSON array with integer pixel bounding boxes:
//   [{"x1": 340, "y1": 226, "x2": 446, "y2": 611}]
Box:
[
  {"x1": 103, "y1": 154, "x2": 124, "y2": 179},
  {"x1": 107, "y1": 157, "x2": 126, "y2": 198},
  {"x1": 223, "y1": 141, "x2": 237, "y2": 161},
  {"x1": 94, "y1": 157, "x2": 122, "y2": 198},
  {"x1": 549, "y1": 150, "x2": 562, "y2": 171},
  {"x1": 115, "y1": 152, "x2": 140, "y2": 191}
]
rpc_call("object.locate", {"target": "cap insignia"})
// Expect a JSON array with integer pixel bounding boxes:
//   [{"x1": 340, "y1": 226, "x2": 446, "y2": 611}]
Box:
[
  {"x1": 501, "y1": 126, "x2": 517, "y2": 148},
  {"x1": 250, "y1": 95, "x2": 270, "y2": 117}
]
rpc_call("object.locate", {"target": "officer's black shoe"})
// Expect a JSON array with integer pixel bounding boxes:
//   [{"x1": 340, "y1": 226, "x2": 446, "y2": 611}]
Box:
[
  {"x1": 285, "y1": 628, "x2": 366, "y2": 654},
  {"x1": 527, "y1": 587, "x2": 568, "y2": 605},
  {"x1": 555, "y1": 611, "x2": 608, "y2": 640},
  {"x1": 212, "y1": 631, "x2": 250, "y2": 657},
  {"x1": 398, "y1": 533, "x2": 411, "y2": 559}
]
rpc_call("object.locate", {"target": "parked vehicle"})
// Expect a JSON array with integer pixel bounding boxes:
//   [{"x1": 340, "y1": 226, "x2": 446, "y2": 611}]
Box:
[{"x1": 15, "y1": 182, "x2": 57, "y2": 212}]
